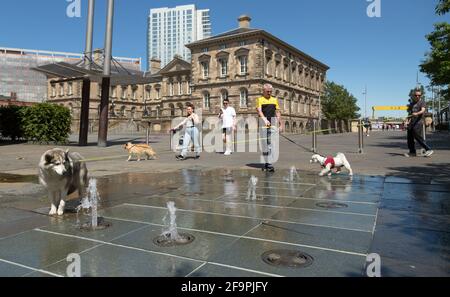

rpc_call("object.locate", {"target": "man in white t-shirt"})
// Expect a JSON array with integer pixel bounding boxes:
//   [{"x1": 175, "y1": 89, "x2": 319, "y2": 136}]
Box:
[{"x1": 219, "y1": 98, "x2": 237, "y2": 156}]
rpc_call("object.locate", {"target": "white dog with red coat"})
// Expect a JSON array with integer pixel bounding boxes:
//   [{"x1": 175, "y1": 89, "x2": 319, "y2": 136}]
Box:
[{"x1": 310, "y1": 153, "x2": 353, "y2": 176}]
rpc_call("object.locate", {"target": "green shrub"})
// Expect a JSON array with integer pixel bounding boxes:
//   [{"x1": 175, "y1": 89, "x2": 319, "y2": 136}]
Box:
[
  {"x1": 0, "y1": 106, "x2": 28, "y2": 141},
  {"x1": 20, "y1": 103, "x2": 72, "y2": 144}
]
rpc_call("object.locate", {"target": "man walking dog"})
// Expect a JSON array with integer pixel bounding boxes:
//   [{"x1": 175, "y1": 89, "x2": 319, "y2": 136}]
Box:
[{"x1": 257, "y1": 84, "x2": 283, "y2": 172}]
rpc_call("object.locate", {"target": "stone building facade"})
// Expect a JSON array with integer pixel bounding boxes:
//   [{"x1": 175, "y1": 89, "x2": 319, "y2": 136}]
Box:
[
  {"x1": 186, "y1": 15, "x2": 329, "y2": 133},
  {"x1": 35, "y1": 15, "x2": 328, "y2": 134}
]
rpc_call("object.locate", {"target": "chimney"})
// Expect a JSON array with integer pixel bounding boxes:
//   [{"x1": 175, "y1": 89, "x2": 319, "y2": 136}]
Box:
[
  {"x1": 93, "y1": 48, "x2": 103, "y2": 66},
  {"x1": 10, "y1": 92, "x2": 17, "y2": 101},
  {"x1": 238, "y1": 15, "x2": 251, "y2": 29},
  {"x1": 150, "y1": 58, "x2": 161, "y2": 74}
]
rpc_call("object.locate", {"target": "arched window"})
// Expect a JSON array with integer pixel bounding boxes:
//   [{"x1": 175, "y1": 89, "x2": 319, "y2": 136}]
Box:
[
  {"x1": 145, "y1": 86, "x2": 151, "y2": 100},
  {"x1": 132, "y1": 86, "x2": 138, "y2": 101},
  {"x1": 240, "y1": 89, "x2": 248, "y2": 108},
  {"x1": 284, "y1": 92, "x2": 289, "y2": 112},
  {"x1": 239, "y1": 56, "x2": 248, "y2": 75},
  {"x1": 130, "y1": 107, "x2": 136, "y2": 119},
  {"x1": 51, "y1": 83, "x2": 56, "y2": 97},
  {"x1": 203, "y1": 92, "x2": 210, "y2": 109},
  {"x1": 219, "y1": 58, "x2": 228, "y2": 77},
  {"x1": 200, "y1": 62, "x2": 209, "y2": 78},
  {"x1": 68, "y1": 83, "x2": 73, "y2": 96},
  {"x1": 59, "y1": 83, "x2": 65, "y2": 96},
  {"x1": 120, "y1": 106, "x2": 126, "y2": 117},
  {"x1": 169, "y1": 104, "x2": 175, "y2": 117},
  {"x1": 169, "y1": 81, "x2": 174, "y2": 96},
  {"x1": 122, "y1": 86, "x2": 127, "y2": 99}
]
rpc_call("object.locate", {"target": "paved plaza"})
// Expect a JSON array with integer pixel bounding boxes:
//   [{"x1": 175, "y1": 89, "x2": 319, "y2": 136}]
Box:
[{"x1": 0, "y1": 131, "x2": 449, "y2": 277}]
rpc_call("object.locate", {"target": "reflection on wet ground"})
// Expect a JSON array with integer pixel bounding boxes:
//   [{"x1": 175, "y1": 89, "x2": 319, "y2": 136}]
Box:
[
  {"x1": 0, "y1": 168, "x2": 449, "y2": 277},
  {"x1": 0, "y1": 173, "x2": 38, "y2": 184}
]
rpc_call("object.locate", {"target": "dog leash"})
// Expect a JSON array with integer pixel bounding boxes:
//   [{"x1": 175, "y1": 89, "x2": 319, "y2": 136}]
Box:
[{"x1": 279, "y1": 133, "x2": 315, "y2": 153}]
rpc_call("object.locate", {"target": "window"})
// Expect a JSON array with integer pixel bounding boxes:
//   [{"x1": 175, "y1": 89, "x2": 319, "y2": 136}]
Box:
[
  {"x1": 219, "y1": 59, "x2": 228, "y2": 77},
  {"x1": 239, "y1": 56, "x2": 248, "y2": 75},
  {"x1": 51, "y1": 84, "x2": 56, "y2": 97},
  {"x1": 169, "y1": 82, "x2": 174, "y2": 96},
  {"x1": 240, "y1": 89, "x2": 248, "y2": 108},
  {"x1": 201, "y1": 47, "x2": 209, "y2": 53},
  {"x1": 68, "y1": 83, "x2": 73, "y2": 95},
  {"x1": 201, "y1": 62, "x2": 209, "y2": 78},
  {"x1": 145, "y1": 87, "x2": 150, "y2": 100},
  {"x1": 219, "y1": 44, "x2": 227, "y2": 50},
  {"x1": 122, "y1": 86, "x2": 127, "y2": 99},
  {"x1": 275, "y1": 61, "x2": 280, "y2": 78},
  {"x1": 187, "y1": 83, "x2": 192, "y2": 95},
  {"x1": 132, "y1": 87, "x2": 137, "y2": 100},
  {"x1": 112, "y1": 86, "x2": 117, "y2": 98},
  {"x1": 156, "y1": 88, "x2": 161, "y2": 99},
  {"x1": 203, "y1": 92, "x2": 210, "y2": 109},
  {"x1": 239, "y1": 40, "x2": 246, "y2": 47},
  {"x1": 178, "y1": 81, "x2": 182, "y2": 95},
  {"x1": 59, "y1": 83, "x2": 64, "y2": 96}
]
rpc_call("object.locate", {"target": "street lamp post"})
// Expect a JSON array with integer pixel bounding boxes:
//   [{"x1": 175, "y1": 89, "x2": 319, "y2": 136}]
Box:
[{"x1": 363, "y1": 86, "x2": 367, "y2": 120}]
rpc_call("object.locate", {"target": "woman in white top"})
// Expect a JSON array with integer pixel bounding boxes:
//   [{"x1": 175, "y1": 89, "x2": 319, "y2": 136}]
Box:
[
  {"x1": 171, "y1": 103, "x2": 201, "y2": 160},
  {"x1": 218, "y1": 98, "x2": 237, "y2": 155}
]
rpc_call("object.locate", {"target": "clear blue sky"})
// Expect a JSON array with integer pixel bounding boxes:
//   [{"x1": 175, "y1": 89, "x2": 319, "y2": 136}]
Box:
[{"x1": 1, "y1": 0, "x2": 448, "y2": 117}]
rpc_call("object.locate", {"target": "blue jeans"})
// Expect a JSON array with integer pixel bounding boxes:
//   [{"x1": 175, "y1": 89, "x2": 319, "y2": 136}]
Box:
[
  {"x1": 259, "y1": 126, "x2": 277, "y2": 165},
  {"x1": 181, "y1": 127, "x2": 201, "y2": 157}
]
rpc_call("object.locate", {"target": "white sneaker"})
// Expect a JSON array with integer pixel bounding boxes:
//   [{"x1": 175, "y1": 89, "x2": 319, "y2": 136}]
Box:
[
  {"x1": 424, "y1": 150, "x2": 434, "y2": 157},
  {"x1": 224, "y1": 151, "x2": 231, "y2": 156}
]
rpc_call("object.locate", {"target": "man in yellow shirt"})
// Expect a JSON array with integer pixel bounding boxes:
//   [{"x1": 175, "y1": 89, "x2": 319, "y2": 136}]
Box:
[{"x1": 256, "y1": 84, "x2": 283, "y2": 172}]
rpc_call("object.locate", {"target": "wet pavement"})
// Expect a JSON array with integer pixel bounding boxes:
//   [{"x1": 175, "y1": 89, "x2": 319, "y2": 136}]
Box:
[{"x1": 0, "y1": 168, "x2": 448, "y2": 277}]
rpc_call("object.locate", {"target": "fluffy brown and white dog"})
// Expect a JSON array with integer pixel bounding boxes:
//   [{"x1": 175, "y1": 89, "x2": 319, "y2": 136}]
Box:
[
  {"x1": 38, "y1": 148, "x2": 88, "y2": 216},
  {"x1": 310, "y1": 153, "x2": 353, "y2": 176},
  {"x1": 123, "y1": 142, "x2": 157, "y2": 161}
]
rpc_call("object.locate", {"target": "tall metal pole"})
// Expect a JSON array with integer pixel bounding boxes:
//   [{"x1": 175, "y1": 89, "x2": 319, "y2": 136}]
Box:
[
  {"x1": 98, "y1": 0, "x2": 114, "y2": 147},
  {"x1": 79, "y1": 0, "x2": 95, "y2": 146},
  {"x1": 363, "y1": 86, "x2": 367, "y2": 120},
  {"x1": 84, "y1": 0, "x2": 95, "y2": 70}
]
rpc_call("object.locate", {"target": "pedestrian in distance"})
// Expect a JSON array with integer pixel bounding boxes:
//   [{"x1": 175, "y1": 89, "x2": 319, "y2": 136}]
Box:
[
  {"x1": 218, "y1": 98, "x2": 237, "y2": 156},
  {"x1": 171, "y1": 103, "x2": 201, "y2": 161}
]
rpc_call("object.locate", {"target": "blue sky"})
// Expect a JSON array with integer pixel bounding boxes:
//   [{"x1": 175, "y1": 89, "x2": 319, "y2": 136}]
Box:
[{"x1": 1, "y1": 0, "x2": 448, "y2": 117}]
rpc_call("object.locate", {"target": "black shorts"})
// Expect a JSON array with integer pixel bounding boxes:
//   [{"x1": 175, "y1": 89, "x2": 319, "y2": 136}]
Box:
[{"x1": 222, "y1": 128, "x2": 232, "y2": 134}]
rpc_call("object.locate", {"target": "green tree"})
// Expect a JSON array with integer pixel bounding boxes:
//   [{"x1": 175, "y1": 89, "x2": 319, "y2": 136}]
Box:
[
  {"x1": 436, "y1": 0, "x2": 450, "y2": 15},
  {"x1": 420, "y1": 0, "x2": 450, "y2": 102},
  {"x1": 321, "y1": 81, "x2": 360, "y2": 120}
]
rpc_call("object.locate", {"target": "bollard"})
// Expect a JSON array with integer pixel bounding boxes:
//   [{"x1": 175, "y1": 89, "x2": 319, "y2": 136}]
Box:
[
  {"x1": 358, "y1": 120, "x2": 364, "y2": 154},
  {"x1": 146, "y1": 127, "x2": 150, "y2": 146},
  {"x1": 236, "y1": 126, "x2": 237, "y2": 153},
  {"x1": 311, "y1": 120, "x2": 317, "y2": 153},
  {"x1": 422, "y1": 122, "x2": 426, "y2": 142}
]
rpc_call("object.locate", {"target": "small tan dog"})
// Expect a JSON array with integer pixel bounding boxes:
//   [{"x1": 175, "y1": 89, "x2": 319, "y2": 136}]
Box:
[{"x1": 123, "y1": 142, "x2": 157, "y2": 161}]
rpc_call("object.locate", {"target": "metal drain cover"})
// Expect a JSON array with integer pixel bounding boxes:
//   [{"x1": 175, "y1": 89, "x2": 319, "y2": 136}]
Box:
[
  {"x1": 153, "y1": 233, "x2": 195, "y2": 247},
  {"x1": 315, "y1": 202, "x2": 348, "y2": 209},
  {"x1": 79, "y1": 217, "x2": 112, "y2": 231},
  {"x1": 262, "y1": 250, "x2": 313, "y2": 268}
]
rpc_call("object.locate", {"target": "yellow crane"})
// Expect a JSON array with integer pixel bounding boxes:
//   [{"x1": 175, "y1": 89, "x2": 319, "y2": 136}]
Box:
[{"x1": 372, "y1": 106, "x2": 408, "y2": 119}]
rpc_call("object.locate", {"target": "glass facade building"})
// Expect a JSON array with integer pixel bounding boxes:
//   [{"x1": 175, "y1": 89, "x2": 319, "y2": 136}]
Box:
[
  {"x1": 147, "y1": 4, "x2": 211, "y2": 70},
  {"x1": 0, "y1": 47, "x2": 142, "y2": 103}
]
